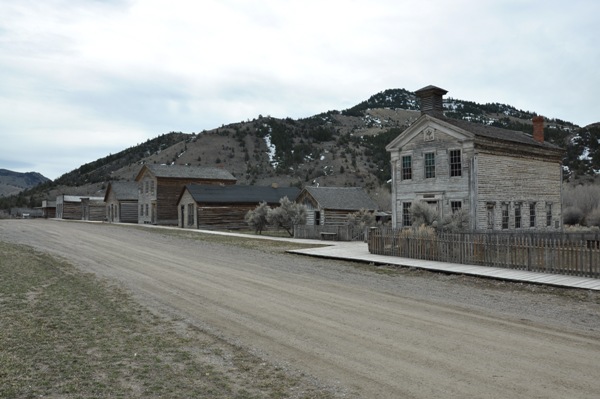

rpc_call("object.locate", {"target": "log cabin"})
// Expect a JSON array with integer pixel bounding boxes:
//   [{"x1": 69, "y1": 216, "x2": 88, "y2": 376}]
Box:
[
  {"x1": 177, "y1": 184, "x2": 300, "y2": 230},
  {"x1": 135, "y1": 164, "x2": 237, "y2": 225},
  {"x1": 296, "y1": 186, "x2": 379, "y2": 226}
]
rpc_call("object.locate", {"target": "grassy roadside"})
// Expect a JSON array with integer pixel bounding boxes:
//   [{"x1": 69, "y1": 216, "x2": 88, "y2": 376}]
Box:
[{"x1": 0, "y1": 241, "x2": 334, "y2": 399}]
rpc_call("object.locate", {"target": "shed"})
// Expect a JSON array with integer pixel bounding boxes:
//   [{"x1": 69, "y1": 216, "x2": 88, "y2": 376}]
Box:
[
  {"x1": 104, "y1": 181, "x2": 139, "y2": 223},
  {"x1": 135, "y1": 164, "x2": 237, "y2": 225},
  {"x1": 41, "y1": 200, "x2": 56, "y2": 218},
  {"x1": 56, "y1": 195, "x2": 104, "y2": 220},
  {"x1": 81, "y1": 197, "x2": 106, "y2": 221},
  {"x1": 177, "y1": 184, "x2": 300, "y2": 229},
  {"x1": 56, "y1": 195, "x2": 83, "y2": 220},
  {"x1": 296, "y1": 186, "x2": 379, "y2": 226}
]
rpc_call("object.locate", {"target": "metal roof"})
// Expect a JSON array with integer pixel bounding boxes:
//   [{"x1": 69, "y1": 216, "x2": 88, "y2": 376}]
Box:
[
  {"x1": 183, "y1": 184, "x2": 300, "y2": 204},
  {"x1": 302, "y1": 187, "x2": 379, "y2": 211},
  {"x1": 137, "y1": 164, "x2": 236, "y2": 181},
  {"x1": 105, "y1": 181, "x2": 139, "y2": 201}
]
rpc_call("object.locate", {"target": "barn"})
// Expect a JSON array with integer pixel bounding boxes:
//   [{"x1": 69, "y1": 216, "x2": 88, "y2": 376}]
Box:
[
  {"x1": 135, "y1": 164, "x2": 237, "y2": 225},
  {"x1": 177, "y1": 184, "x2": 300, "y2": 230}
]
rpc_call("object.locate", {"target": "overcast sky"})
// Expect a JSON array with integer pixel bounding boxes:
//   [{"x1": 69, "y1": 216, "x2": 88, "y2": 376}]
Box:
[{"x1": 1, "y1": 0, "x2": 598, "y2": 180}]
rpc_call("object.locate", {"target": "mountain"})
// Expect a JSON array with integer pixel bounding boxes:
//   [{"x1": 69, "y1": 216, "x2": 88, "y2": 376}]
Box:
[
  {"x1": 1, "y1": 88, "x2": 598, "y2": 210},
  {"x1": 0, "y1": 169, "x2": 50, "y2": 198}
]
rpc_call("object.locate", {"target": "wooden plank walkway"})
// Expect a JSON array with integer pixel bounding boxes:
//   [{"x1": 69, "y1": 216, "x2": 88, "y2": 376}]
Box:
[
  {"x1": 286, "y1": 241, "x2": 600, "y2": 291},
  {"x1": 141, "y1": 224, "x2": 600, "y2": 291}
]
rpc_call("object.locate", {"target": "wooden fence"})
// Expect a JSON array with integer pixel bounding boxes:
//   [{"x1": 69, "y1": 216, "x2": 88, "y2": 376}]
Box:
[
  {"x1": 368, "y1": 229, "x2": 600, "y2": 278},
  {"x1": 294, "y1": 225, "x2": 368, "y2": 241}
]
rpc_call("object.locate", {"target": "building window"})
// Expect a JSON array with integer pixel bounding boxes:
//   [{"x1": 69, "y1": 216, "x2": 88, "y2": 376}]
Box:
[
  {"x1": 451, "y1": 201, "x2": 462, "y2": 213},
  {"x1": 546, "y1": 203, "x2": 552, "y2": 227},
  {"x1": 145, "y1": 204, "x2": 149, "y2": 216},
  {"x1": 401, "y1": 155, "x2": 412, "y2": 180},
  {"x1": 530, "y1": 202, "x2": 536, "y2": 227},
  {"x1": 402, "y1": 202, "x2": 412, "y2": 227},
  {"x1": 449, "y1": 149, "x2": 462, "y2": 177},
  {"x1": 140, "y1": 204, "x2": 144, "y2": 216},
  {"x1": 150, "y1": 180, "x2": 155, "y2": 195},
  {"x1": 515, "y1": 203, "x2": 522, "y2": 229},
  {"x1": 424, "y1": 152, "x2": 435, "y2": 178},
  {"x1": 486, "y1": 203, "x2": 495, "y2": 230},
  {"x1": 187, "y1": 203, "x2": 194, "y2": 226},
  {"x1": 501, "y1": 203, "x2": 509, "y2": 229}
]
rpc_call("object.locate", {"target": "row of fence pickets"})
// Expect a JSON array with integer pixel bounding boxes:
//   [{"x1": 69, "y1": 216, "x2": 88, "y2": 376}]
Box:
[{"x1": 367, "y1": 229, "x2": 600, "y2": 278}]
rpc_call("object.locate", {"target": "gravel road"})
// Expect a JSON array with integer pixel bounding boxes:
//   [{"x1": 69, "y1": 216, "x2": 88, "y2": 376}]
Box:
[{"x1": 2, "y1": 220, "x2": 599, "y2": 398}]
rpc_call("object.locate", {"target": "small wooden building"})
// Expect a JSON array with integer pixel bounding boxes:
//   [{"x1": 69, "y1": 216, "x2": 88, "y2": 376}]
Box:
[
  {"x1": 56, "y1": 195, "x2": 83, "y2": 220},
  {"x1": 41, "y1": 200, "x2": 56, "y2": 218},
  {"x1": 177, "y1": 184, "x2": 300, "y2": 230},
  {"x1": 56, "y1": 195, "x2": 104, "y2": 220},
  {"x1": 136, "y1": 164, "x2": 237, "y2": 225},
  {"x1": 104, "y1": 181, "x2": 139, "y2": 223},
  {"x1": 296, "y1": 186, "x2": 379, "y2": 226},
  {"x1": 81, "y1": 197, "x2": 106, "y2": 221}
]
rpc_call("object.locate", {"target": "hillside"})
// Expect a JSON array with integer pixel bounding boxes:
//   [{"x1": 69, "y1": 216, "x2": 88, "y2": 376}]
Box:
[
  {"x1": 2, "y1": 87, "x2": 598, "y2": 210},
  {"x1": 0, "y1": 169, "x2": 50, "y2": 198}
]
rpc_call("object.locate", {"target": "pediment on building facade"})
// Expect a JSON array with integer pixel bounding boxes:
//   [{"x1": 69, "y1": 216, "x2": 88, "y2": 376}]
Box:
[{"x1": 385, "y1": 114, "x2": 474, "y2": 152}]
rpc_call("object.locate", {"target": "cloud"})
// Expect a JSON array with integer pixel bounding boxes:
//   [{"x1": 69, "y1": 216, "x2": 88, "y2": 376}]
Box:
[{"x1": 0, "y1": 0, "x2": 599, "y2": 180}]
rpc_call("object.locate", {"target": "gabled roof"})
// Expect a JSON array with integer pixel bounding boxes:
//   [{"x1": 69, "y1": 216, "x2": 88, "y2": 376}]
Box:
[
  {"x1": 181, "y1": 184, "x2": 300, "y2": 205},
  {"x1": 301, "y1": 187, "x2": 378, "y2": 211},
  {"x1": 439, "y1": 116, "x2": 563, "y2": 150},
  {"x1": 386, "y1": 114, "x2": 563, "y2": 153},
  {"x1": 135, "y1": 164, "x2": 236, "y2": 182},
  {"x1": 104, "y1": 181, "x2": 139, "y2": 202}
]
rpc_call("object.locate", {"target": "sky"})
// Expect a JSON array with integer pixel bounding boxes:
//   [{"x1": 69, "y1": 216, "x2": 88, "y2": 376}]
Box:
[{"x1": 1, "y1": 0, "x2": 598, "y2": 180}]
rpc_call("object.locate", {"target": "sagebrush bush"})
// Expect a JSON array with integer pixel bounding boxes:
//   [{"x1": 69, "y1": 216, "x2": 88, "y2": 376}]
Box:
[
  {"x1": 586, "y1": 208, "x2": 600, "y2": 227},
  {"x1": 441, "y1": 209, "x2": 470, "y2": 232},
  {"x1": 409, "y1": 201, "x2": 439, "y2": 227},
  {"x1": 563, "y1": 206, "x2": 585, "y2": 225}
]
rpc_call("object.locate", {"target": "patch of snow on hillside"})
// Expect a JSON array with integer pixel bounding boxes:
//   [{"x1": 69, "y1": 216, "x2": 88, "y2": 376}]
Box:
[
  {"x1": 579, "y1": 147, "x2": 591, "y2": 161},
  {"x1": 320, "y1": 154, "x2": 325, "y2": 161},
  {"x1": 264, "y1": 133, "x2": 278, "y2": 167}
]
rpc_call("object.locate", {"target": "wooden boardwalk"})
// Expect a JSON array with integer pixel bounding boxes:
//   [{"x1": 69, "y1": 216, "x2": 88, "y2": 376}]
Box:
[
  {"x1": 133, "y1": 224, "x2": 600, "y2": 291},
  {"x1": 286, "y1": 241, "x2": 600, "y2": 291}
]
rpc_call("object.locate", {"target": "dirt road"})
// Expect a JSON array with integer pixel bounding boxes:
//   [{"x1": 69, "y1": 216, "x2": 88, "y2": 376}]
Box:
[{"x1": 2, "y1": 220, "x2": 599, "y2": 398}]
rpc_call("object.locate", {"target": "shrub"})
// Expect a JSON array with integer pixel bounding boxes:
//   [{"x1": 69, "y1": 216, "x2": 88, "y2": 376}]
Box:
[
  {"x1": 441, "y1": 209, "x2": 470, "y2": 232},
  {"x1": 563, "y1": 206, "x2": 585, "y2": 225},
  {"x1": 409, "y1": 201, "x2": 439, "y2": 227},
  {"x1": 347, "y1": 209, "x2": 376, "y2": 230},
  {"x1": 267, "y1": 197, "x2": 307, "y2": 236},
  {"x1": 586, "y1": 207, "x2": 600, "y2": 227},
  {"x1": 245, "y1": 202, "x2": 270, "y2": 234}
]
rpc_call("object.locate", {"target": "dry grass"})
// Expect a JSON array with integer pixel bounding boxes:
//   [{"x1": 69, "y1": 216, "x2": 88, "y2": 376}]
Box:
[{"x1": 0, "y1": 241, "x2": 334, "y2": 399}]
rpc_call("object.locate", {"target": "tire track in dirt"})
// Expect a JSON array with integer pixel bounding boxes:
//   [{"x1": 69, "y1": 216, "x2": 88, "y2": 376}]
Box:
[{"x1": 2, "y1": 220, "x2": 600, "y2": 398}]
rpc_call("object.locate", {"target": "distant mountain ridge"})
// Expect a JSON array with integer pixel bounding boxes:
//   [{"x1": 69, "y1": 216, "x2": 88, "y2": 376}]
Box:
[
  {"x1": 0, "y1": 169, "x2": 50, "y2": 198},
  {"x1": 1, "y1": 87, "x2": 598, "y2": 209}
]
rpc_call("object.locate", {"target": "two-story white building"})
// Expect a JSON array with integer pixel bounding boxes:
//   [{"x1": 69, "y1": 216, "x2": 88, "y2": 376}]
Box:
[{"x1": 386, "y1": 85, "x2": 564, "y2": 231}]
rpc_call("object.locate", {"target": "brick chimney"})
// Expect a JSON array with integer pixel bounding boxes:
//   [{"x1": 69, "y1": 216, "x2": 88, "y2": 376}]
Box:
[
  {"x1": 532, "y1": 116, "x2": 544, "y2": 143},
  {"x1": 415, "y1": 85, "x2": 448, "y2": 117}
]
